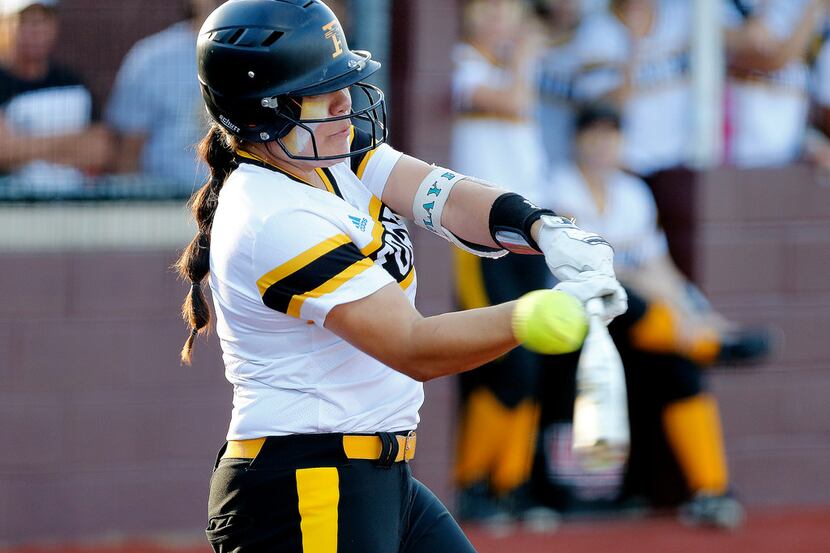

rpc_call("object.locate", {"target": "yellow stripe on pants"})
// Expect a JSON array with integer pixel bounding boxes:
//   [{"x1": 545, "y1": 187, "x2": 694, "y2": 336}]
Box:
[{"x1": 296, "y1": 467, "x2": 339, "y2": 552}]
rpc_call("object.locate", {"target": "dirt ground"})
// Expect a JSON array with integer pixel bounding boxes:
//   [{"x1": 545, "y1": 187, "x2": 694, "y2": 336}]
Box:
[{"x1": 4, "y1": 507, "x2": 829, "y2": 553}]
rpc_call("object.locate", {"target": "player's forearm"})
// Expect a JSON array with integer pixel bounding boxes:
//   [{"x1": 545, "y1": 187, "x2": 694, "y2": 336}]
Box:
[
  {"x1": 440, "y1": 178, "x2": 510, "y2": 249},
  {"x1": 400, "y1": 303, "x2": 519, "y2": 382},
  {"x1": 384, "y1": 156, "x2": 544, "y2": 252}
]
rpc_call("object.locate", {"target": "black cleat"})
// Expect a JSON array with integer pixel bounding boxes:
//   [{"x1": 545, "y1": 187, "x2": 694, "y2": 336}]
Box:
[
  {"x1": 716, "y1": 328, "x2": 773, "y2": 365},
  {"x1": 678, "y1": 492, "x2": 745, "y2": 530},
  {"x1": 456, "y1": 482, "x2": 514, "y2": 533}
]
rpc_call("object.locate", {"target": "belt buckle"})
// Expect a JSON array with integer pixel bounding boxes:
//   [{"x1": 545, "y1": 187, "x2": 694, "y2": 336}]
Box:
[{"x1": 403, "y1": 430, "x2": 416, "y2": 462}]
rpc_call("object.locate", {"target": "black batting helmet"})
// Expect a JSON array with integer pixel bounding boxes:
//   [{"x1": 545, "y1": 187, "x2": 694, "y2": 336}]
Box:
[{"x1": 197, "y1": 0, "x2": 387, "y2": 160}]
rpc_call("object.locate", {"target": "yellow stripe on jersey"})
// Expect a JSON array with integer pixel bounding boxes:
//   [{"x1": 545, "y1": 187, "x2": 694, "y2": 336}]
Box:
[
  {"x1": 316, "y1": 167, "x2": 337, "y2": 195},
  {"x1": 356, "y1": 147, "x2": 377, "y2": 180},
  {"x1": 360, "y1": 195, "x2": 384, "y2": 257},
  {"x1": 256, "y1": 234, "x2": 351, "y2": 297},
  {"x1": 285, "y1": 257, "x2": 374, "y2": 318},
  {"x1": 257, "y1": 234, "x2": 378, "y2": 316},
  {"x1": 399, "y1": 267, "x2": 416, "y2": 291},
  {"x1": 296, "y1": 467, "x2": 339, "y2": 553},
  {"x1": 350, "y1": 126, "x2": 381, "y2": 176}
]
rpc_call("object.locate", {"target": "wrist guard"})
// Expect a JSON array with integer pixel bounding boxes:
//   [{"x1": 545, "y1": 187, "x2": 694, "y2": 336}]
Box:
[{"x1": 489, "y1": 193, "x2": 556, "y2": 254}]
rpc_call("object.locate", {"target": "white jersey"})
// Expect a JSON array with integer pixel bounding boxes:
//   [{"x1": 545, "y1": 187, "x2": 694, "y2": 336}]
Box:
[
  {"x1": 537, "y1": 36, "x2": 582, "y2": 165},
  {"x1": 209, "y1": 130, "x2": 423, "y2": 439},
  {"x1": 576, "y1": 0, "x2": 692, "y2": 175},
  {"x1": 450, "y1": 43, "x2": 547, "y2": 204},
  {"x1": 724, "y1": 0, "x2": 814, "y2": 167},
  {"x1": 544, "y1": 164, "x2": 668, "y2": 270}
]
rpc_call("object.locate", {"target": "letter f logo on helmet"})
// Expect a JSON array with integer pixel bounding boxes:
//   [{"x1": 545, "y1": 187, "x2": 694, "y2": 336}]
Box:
[{"x1": 322, "y1": 20, "x2": 344, "y2": 58}]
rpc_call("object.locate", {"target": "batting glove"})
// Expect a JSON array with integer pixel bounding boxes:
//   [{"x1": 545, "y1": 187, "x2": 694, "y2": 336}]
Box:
[
  {"x1": 553, "y1": 272, "x2": 628, "y2": 323},
  {"x1": 537, "y1": 215, "x2": 615, "y2": 281}
]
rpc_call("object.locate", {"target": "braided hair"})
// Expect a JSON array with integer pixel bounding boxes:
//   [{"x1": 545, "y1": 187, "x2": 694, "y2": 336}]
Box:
[{"x1": 175, "y1": 125, "x2": 237, "y2": 364}]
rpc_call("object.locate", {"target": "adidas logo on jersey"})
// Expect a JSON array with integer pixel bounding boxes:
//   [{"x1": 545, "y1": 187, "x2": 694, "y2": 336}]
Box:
[{"x1": 349, "y1": 215, "x2": 368, "y2": 232}]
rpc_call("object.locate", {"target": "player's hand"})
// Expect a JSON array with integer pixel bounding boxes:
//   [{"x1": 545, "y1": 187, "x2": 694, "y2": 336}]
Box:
[
  {"x1": 553, "y1": 272, "x2": 628, "y2": 323},
  {"x1": 537, "y1": 215, "x2": 615, "y2": 280}
]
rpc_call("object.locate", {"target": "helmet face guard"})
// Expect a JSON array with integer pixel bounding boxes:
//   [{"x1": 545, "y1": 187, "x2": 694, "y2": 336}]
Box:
[{"x1": 269, "y1": 81, "x2": 387, "y2": 161}]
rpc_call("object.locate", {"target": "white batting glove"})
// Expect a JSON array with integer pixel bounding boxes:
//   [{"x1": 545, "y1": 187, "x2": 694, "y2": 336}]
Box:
[
  {"x1": 553, "y1": 272, "x2": 628, "y2": 323},
  {"x1": 537, "y1": 215, "x2": 615, "y2": 281}
]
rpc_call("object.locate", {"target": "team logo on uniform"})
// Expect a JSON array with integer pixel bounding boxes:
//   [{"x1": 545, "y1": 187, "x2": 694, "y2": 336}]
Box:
[
  {"x1": 374, "y1": 205, "x2": 414, "y2": 283},
  {"x1": 349, "y1": 215, "x2": 368, "y2": 232},
  {"x1": 322, "y1": 20, "x2": 344, "y2": 59}
]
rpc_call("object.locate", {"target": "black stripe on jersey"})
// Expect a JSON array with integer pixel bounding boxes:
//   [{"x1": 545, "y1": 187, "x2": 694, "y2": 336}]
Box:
[
  {"x1": 350, "y1": 126, "x2": 375, "y2": 175},
  {"x1": 320, "y1": 167, "x2": 343, "y2": 199},
  {"x1": 262, "y1": 242, "x2": 366, "y2": 314}
]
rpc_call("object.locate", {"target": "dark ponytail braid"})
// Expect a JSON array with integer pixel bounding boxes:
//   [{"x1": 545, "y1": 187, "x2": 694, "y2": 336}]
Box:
[{"x1": 175, "y1": 125, "x2": 237, "y2": 364}]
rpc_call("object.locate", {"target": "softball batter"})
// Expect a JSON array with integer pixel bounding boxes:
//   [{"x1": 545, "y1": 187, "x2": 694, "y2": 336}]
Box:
[{"x1": 178, "y1": 1, "x2": 626, "y2": 551}]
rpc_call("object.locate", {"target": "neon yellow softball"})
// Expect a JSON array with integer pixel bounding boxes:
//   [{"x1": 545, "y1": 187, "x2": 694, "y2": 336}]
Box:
[{"x1": 512, "y1": 290, "x2": 588, "y2": 354}]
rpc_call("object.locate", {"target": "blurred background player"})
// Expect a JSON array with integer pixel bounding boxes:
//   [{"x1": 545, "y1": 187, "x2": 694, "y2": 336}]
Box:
[
  {"x1": 534, "y1": 0, "x2": 584, "y2": 166},
  {"x1": 723, "y1": 0, "x2": 828, "y2": 168},
  {"x1": 0, "y1": 0, "x2": 111, "y2": 192},
  {"x1": 807, "y1": 20, "x2": 830, "y2": 170},
  {"x1": 575, "y1": 0, "x2": 692, "y2": 177},
  {"x1": 449, "y1": 0, "x2": 559, "y2": 529},
  {"x1": 105, "y1": 0, "x2": 348, "y2": 194},
  {"x1": 537, "y1": 103, "x2": 770, "y2": 529},
  {"x1": 105, "y1": 0, "x2": 223, "y2": 192}
]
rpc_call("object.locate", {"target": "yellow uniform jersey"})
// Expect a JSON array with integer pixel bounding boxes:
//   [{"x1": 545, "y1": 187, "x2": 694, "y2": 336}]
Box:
[{"x1": 209, "y1": 130, "x2": 422, "y2": 439}]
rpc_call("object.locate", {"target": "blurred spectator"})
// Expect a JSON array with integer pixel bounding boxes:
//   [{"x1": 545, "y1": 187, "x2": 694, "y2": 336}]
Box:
[
  {"x1": 575, "y1": 0, "x2": 692, "y2": 176},
  {"x1": 804, "y1": 16, "x2": 830, "y2": 170},
  {"x1": 724, "y1": 0, "x2": 827, "y2": 168},
  {"x1": 535, "y1": 0, "x2": 584, "y2": 164},
  {"x1": 0, "y1": 0, "x2": 111, "y2": 191},
  {"x1": 450, "y1": 0, "x2": 559, "y2": 528},
  {"x1": 105, "y1": 0, "x2": 224, "y2": 193},
  {"x1": 537, "y1": 104, "x2": 771, "y2": 529}
]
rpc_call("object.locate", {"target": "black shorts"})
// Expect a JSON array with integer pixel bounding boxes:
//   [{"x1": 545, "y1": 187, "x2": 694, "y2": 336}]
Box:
[{"x1": 205, "y1": 433, "x2": 476, "y2": 553}]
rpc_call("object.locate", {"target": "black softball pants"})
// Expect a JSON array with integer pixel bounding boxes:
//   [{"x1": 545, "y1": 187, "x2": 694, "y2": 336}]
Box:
[{"x1": 205, "y1": 433, "x2": 476, "y2": 553}]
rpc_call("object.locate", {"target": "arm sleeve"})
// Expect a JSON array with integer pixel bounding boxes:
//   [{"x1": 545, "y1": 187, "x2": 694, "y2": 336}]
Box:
[
  {"x1": 252, "y1": 206, "x2": 396, "y2": 326},
  {"x1": 349, "y1": 126, "x2": 403, "y2": 198},
  {"x1": 105, "y1": 45, "x2": 154, "y2": 134}
]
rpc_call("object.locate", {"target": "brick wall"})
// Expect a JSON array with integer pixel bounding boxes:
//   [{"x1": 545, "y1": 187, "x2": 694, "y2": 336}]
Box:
[
  {"x1": 54, "y1": 0, "x2": 183, "y2": 109},
  {"x1": 0, "y1": 240, "x2": 459, "y2": 545},
  {"x1": 651, "y1": 166, "x2": 830, "y2": 505}
]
